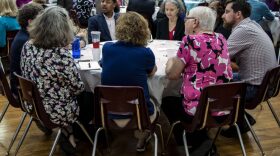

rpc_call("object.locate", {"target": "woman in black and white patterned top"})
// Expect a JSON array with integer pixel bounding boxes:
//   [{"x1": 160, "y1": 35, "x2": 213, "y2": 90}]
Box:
[
  {"x1": 73, "y1": 0, "x2": 94, "y2": 27},
  {"x1": 21, "y1": 6, "x2": 84, "y2": 127}
]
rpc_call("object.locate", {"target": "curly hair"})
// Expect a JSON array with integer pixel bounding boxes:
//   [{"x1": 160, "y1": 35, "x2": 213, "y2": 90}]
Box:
[
  {"x1": 0, "y1": 0, "x2": 18, "y2": 17},
  {"x1": 28, "y1": 6, "x2": 74, "y2": 48},
  {"x1": 18, "y1": 3, "x2": 43, "y2": 29},
  {"x1": 116, "y1": 11, "x2": 150, "y2": 46}
]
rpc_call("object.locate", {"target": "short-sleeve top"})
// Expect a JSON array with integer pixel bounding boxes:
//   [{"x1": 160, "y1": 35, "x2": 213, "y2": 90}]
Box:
[
  {"x1": 20, "y1": 41, "x2": 85, "y2": 126},
  {"x1": 177, "y1": 33, "x2": 233, "y2": 116},
  {"x1": 0, "y1": 16, "x2": 20, "y2": 47},
  {"x1": 101, "y1": 41, "x2": 155, "y2": 114}
]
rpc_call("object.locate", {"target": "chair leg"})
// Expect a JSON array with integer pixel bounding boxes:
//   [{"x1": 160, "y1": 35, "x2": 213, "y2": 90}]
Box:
[
  {"x1": 182, "y1": 130, "x2": 190, "y2": 156},
  {"x1": 153, "y1": 132, "x2": 158, "y2": 156},
  {"x1": 92, "y1": 127, "x2": 104, "y2": 156},
  {"x1": 75, "y1": 121, "x2": 94, "y2": 145},
  {"x1": 156, "y1": 123, "x2": 165, "y2": 154},
  {"x1": 0, "y1": 103, "x2": 9, "y2": 123},
  {"x1": 267, "y1": 100, "x2": 280, "y2": 127},
  {"x1": 212, "y1": 127, "x2": 222, "y2": 144},
  {"x1": 233, "y1": 123, "x2": 247, "y2": 156},
  {"x1": 165, "y1": 120, "x2": 180, "y2": 147},
  {"x1": 14, "y1": 117, "x2": 33, "y2": 156},
  {"x1": 49, "y1": 128, "x2": 62, "y2": 156},
  {"x1": 6, "y1": 112, "x2": 28, "y2": 155},
  {"x1": 244, "y1": 115, "x2": 265, "y2": 156}
]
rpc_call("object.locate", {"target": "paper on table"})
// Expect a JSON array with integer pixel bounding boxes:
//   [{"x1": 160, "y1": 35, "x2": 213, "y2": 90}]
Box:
[{"x1": 79, "y1": 61, "x2": 101, "y2": 70}]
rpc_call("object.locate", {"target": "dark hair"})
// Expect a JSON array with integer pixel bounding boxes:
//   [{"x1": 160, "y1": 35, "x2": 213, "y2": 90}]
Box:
[
  {"x1": 18, "y1": 3, "x2": 44, "y2": 29},
  {"x1": 225, "y1": 0, "x2": 251, "y2": 18},
  {"x1": 112, "y1": 0, "x2": 120, "y2": 13}
]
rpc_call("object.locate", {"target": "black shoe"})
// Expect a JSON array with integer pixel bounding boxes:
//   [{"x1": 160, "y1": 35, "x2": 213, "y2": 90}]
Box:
[
  {"x1": 245, "y1": 112, "x2": 256, "y2": 126},
  {"x1": 59, "y1": 132, "x2": 77, "y2": 154},
  {"x1": 220, "y1": 125, "x2": 250, "y2": 138},
  {"x1": 135, "y1": 130, "x2": 152, "y2": 152},
  {"x1": 34, "y1": 120, "x2": 53, "y2": 135}
]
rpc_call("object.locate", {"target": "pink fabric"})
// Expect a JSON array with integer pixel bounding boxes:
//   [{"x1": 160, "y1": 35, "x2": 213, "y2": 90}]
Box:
[{"x1": 177, "y1": 33, "x2": 233, "y2": 116}]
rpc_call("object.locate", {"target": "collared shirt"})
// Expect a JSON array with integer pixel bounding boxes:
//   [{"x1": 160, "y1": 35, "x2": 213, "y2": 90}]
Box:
[
  {"x1": 103, "y1": 13, "x2": 116, "y2": 40},
  {"x1": 228, "y1": 18, "x2": 277, "y2": 85}
]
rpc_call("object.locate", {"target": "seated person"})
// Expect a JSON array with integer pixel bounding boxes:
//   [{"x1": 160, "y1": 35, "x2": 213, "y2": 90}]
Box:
[
  {"x1": 101, "y1": 11, "x2": 157, "y2": 152},
  {"x1": 10, "y1": 3, "x2": 43, "y2": 99},
  {"x1": 163, "y1": 6, "x2": 232, "y2": 154},
  {"x1": 21, "y1": 6, "x2": 86, "y2": 153},
  {"x1": 156, "y1": 0, "x2": 185, "y2": 41},
  {"x1": 88, "y1": 0, "x2": 119, "y2": 42},
  {"x1": 73, "y1": 0, "x2": 94, "y2": 28},
  {"x1": 0, "y1": 0, "x2": 20, "y2": 48}
]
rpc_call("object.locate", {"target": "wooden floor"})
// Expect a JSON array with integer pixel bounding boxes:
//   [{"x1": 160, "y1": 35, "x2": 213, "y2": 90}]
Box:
[{"x1": 0, "y1": 94, "x2": 279, "y2": 156}]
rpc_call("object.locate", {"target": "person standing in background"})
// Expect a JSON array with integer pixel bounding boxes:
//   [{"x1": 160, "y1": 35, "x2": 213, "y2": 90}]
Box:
[{"x1": 127, "y1": 0, "x2": 156, "y2": 37}]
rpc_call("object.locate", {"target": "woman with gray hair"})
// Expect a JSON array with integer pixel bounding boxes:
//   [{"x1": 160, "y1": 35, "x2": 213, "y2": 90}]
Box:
[
  {"x1": 162, "y1": 6, "x2": 232, "y2": 155},
  {"x1": 20, "y1": 6, "x2": 84, "y2": 153},
  {"x1": 156, "y1": 0, "x2": 185, "y2": 40}
]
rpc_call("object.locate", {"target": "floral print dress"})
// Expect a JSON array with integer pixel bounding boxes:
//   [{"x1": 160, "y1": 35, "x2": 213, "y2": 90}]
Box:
[
  {"x1": 177, "y1": 33, "x2": 233, "y2": 116},
  {"x1": 20, "y1": 41, "x2": 85, "y2": 126}
]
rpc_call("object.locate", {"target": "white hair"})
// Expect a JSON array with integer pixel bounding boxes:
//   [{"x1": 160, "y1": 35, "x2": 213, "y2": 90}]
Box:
[{"x1": 189, "y1": 6, "x2": 217, "y2": 31}]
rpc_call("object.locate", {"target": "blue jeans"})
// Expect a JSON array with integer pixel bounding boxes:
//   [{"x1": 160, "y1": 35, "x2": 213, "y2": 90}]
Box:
[{"x1": 233, "y1": 72, "x2": 259, "y2": 102}]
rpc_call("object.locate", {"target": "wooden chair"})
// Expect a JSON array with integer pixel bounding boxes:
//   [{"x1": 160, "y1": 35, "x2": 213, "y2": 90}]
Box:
[
  {"x1": 165, "y1": 82, "x2": 248, "y2": 156},
  {"x1": 92, "y1": 85, "x2": 164, "y2": 156},
  {"x1": 241, "y1": 66, "x2": 280, "y2": 156},
  {"x1": 245, "y1": 65, "x2": 280, "y2": 127},
  {"x1": 13, "y1": 73, "x2": 94, "y2": 156},
  {"x1": 0, "y1": 63, "x2": 29, "y2": 155}
]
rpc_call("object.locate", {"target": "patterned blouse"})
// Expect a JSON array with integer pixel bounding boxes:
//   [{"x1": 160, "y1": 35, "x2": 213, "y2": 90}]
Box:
[
  {"x1": 21, "y1": 41, "x2": 85, "y2": 126},
  {"x1": 177, "y1": 33, "x2": 233, "y2": 116}
]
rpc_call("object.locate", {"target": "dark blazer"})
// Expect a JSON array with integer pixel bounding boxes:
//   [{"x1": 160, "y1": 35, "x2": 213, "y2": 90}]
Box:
[
  {"x1": 10, "y1": 29, "x2": 28, "y2": 96},
  {"x1": 156, "y1": 17, "x2": 185, "y2": 41},
  {"x1": 87, "y1": 13, "x2": 119, "y2": 42}
]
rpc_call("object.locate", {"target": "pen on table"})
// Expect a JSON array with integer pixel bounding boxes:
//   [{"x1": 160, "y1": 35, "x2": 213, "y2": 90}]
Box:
[{"x1": 88, "y1": 63, "x2": 91, "y2": 68}]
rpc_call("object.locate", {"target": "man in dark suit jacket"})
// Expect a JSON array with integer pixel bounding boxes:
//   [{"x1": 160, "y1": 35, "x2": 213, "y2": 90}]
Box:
[{"x1": 87, "y1": 0, "x2": 119, "y2": 42}]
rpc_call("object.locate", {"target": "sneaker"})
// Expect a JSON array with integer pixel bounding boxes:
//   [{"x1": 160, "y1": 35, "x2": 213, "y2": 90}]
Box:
[
  {"x1": 135, "y1": 130, "x2": 152, "y2": 152},
  {"x1": 34, "y1": 120, "x2": 53, "y2": 135}
]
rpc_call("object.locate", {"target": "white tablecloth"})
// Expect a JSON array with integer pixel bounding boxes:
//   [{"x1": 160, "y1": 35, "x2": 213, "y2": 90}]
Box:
[{"x1": 77, "y1": 40, "x2": 182, "y2": 107}]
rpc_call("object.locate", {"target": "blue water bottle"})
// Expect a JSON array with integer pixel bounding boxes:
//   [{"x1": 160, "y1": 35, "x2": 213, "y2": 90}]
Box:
[{"x1": 72, "y1": 37, "x2": 80, "y2": 59}]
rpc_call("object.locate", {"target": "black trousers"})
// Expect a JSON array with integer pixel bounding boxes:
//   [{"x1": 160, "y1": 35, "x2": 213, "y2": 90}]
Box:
[{"x1": 161, "y1": 96, "x2": 208, "y2": 147}]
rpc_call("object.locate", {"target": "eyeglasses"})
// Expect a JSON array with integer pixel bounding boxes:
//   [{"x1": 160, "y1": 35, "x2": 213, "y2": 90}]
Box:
[{"x1": 184, "y1": 17, "x2": 197, "y2": 22}]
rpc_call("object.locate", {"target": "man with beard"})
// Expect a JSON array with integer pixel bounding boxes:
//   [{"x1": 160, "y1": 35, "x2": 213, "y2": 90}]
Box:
[
  {"x1": 88, "y1": 0, "x2": 119, "y2": 42},
  {"x1": 220, "y1": 0, "x2": 277, "y2": 137}
]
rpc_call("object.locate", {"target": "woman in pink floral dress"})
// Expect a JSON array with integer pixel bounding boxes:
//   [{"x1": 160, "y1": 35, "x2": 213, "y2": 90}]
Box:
[{"x1": 163, "y1": 6, "x2": 233, "y2": 154}]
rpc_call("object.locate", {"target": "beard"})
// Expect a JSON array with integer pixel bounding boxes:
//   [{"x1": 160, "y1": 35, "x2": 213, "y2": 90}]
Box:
[{"x1": 223, "y1": 20, "x2": 235, "y2": 30}]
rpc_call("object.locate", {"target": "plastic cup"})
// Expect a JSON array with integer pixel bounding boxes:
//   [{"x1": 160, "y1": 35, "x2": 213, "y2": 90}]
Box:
[{"x1": 91, "y1": 31, "x2": 101, "y2": 49}]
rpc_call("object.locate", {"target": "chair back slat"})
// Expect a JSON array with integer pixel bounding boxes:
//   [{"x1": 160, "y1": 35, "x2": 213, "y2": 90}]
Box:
[
  {"x1": 246, "y1": 66, "x2": 280, "y2": 109},
  {"x1": 14, "y1": 73, "x2": 58, "y2": 129},
  {"x1": 94, "y1": 85, "x2": 151, "y2": 130},
  {"x1": 184, "y1": 82, "x2": 247, "y2": 132},
  {"x1": 0, "y1": 63, "x2": 20, "y2": 107}
]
